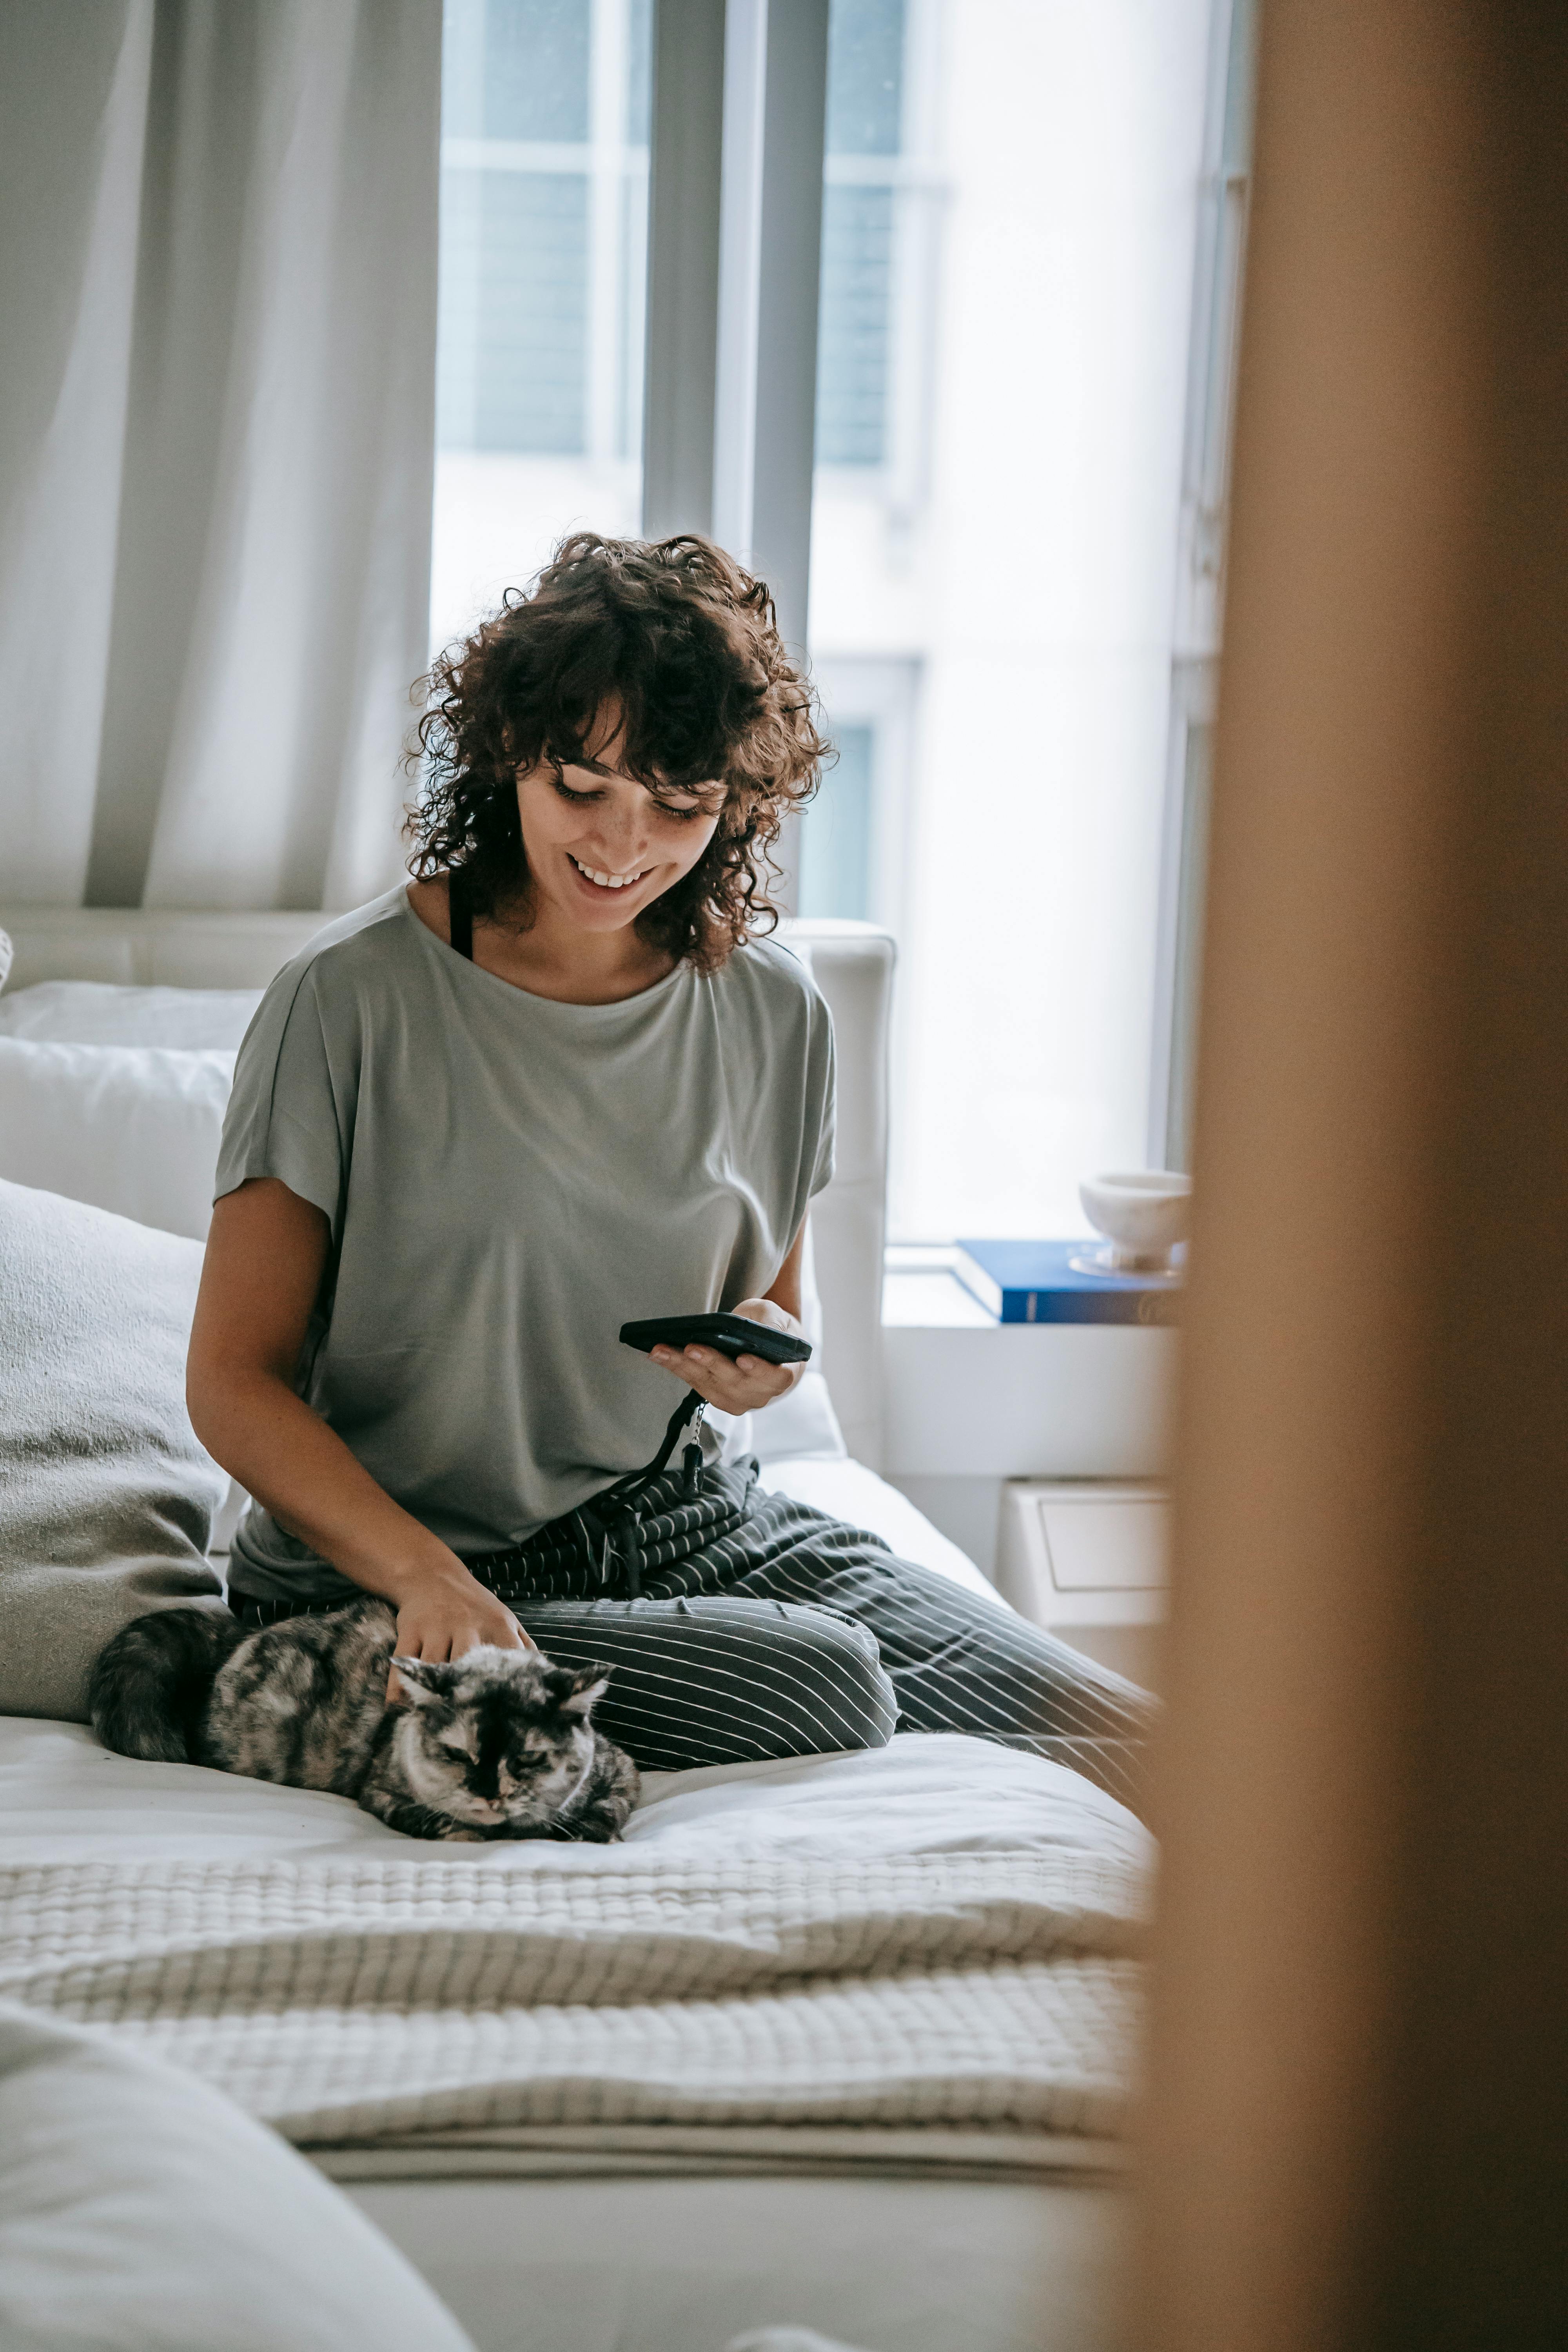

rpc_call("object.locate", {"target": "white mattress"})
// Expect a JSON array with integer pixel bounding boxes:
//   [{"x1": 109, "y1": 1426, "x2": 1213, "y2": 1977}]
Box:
[
  {"x1": 346, "y1": 2171, "x2": 1131, "y2": 2352},
  {"x1": 1, "y1": 1458, "x2": 1135, "y2": 2352}
]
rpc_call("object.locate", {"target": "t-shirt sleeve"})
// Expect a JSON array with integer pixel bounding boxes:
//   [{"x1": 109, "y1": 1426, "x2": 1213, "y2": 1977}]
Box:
[
  {"x1": 808, "y1": 996, "x2": 836, "y2": 1200},
  {"x1": 213, "y1": 962, "x2": 353, "y2": 1235}
]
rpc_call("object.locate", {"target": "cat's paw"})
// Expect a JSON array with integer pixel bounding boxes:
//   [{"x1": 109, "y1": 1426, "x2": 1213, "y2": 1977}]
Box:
[{"x1": 570, "y1": 1803, "x2": 632, "y2": 1844}]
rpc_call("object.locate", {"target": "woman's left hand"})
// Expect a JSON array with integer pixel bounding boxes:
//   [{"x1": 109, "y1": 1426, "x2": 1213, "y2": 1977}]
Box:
[{"x1": 648, "y1": 1298, "x2": 806, "y2": 1415}]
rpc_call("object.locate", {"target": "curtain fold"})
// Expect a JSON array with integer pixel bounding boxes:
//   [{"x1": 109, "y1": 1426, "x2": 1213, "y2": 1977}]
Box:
[{"x1": 0, "y1": 0, "x2": 441, "y2": 913}]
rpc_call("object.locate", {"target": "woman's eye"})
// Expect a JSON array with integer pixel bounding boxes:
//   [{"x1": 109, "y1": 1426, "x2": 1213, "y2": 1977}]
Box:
[{"x1": 552, "y1": 779, "x2": 599, "y2": 806}]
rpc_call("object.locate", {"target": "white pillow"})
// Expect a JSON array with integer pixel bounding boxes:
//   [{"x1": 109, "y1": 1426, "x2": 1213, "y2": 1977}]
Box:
[
  {"x1": 0, "y1": 2004, "x2": 475, "y2": 2352},
  {"x1": 0, "y1": 978, "x2": 262, "y2": 1047},
  {"x1": 0, "y1": 1038, "x2": 233, "y2": 1240},
  {"x1": 751, "y1": 1367, "x2": 848, "y2": 1463},
  {"x1": 708, "y1": 1226, "x2": 847, "y2": 1465}
]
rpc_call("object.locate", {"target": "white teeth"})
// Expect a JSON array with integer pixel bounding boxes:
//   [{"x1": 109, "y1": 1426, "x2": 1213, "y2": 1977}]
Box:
[{"x1": 572, "y1": 855, "x2": 644, "y2": 890}]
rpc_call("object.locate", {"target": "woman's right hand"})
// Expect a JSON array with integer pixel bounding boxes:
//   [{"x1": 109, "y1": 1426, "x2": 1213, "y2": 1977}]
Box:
[{"x1": 386, "y1": 1563, "x2": 534, "y2": 1701}]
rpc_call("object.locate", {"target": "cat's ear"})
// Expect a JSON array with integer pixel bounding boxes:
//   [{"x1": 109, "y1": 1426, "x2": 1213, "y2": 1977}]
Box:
[
  {"x1": 391, "y1": 1656, "x2": 446, "y2": 1706},
  {"x1": 559, "y1": 1663, "x2": 612, "y2": 1718}
]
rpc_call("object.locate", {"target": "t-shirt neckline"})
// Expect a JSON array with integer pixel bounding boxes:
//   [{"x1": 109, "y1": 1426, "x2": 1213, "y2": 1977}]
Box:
[{"x1": 399, "y1": 884, "x2": 691, "y2": 1015}]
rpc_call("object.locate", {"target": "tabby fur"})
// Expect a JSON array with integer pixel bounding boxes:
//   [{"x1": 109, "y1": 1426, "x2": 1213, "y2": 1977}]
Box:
[{"x1": 89, "y1": 1597, "x2": 639, "y2": 1842}]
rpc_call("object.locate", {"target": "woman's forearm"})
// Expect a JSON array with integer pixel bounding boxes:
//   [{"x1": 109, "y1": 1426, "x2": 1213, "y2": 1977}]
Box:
[
  {"x1": 189, "y1": 1368, "x2": 461, "y2": 1603},
  {"x1": 187, "y1": 1180, "x2": 529, "y2": 1676}
]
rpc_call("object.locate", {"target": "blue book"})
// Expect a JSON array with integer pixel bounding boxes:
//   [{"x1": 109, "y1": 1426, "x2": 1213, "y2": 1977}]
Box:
[{"x1": 952, "y1": 1238, "x2": 1182, "y2": 1326}]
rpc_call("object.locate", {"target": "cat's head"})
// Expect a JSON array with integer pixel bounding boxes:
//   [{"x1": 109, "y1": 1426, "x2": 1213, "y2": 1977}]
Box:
[{"x1": 389, "y1": 1647, "x2": 612, "y2": 1833}]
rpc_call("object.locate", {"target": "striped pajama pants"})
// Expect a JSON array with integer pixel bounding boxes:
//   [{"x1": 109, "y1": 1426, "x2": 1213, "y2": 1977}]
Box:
[{"x1": 230, "y1": 1458, "x2": 1155, "y2": 1817}]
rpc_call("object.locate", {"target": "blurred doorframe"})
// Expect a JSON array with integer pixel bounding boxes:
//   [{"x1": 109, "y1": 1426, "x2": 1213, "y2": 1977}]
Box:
[{"x1": 1135, "y1": 2, "x2": 1568, "y2": 2346}]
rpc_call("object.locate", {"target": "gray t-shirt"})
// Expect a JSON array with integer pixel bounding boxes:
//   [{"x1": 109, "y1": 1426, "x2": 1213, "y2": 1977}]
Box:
[{"x1": 216, "y1": 887, "x2": 835, "y2": 1601}]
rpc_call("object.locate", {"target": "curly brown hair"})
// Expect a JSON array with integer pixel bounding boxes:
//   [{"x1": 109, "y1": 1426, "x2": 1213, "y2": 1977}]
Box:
[{"x1": 405, "y1": 532, "x2": 828, "y2": 973}]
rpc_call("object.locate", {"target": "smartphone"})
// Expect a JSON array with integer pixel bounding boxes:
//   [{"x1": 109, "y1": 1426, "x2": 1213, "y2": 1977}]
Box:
[{"x1": 619, "y1": 1313, "x2": 813, "y2": 1368}]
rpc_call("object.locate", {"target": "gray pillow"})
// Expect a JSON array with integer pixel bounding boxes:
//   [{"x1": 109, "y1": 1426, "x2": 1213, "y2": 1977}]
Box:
[{"x1": 0, "y1": 1178, "x2": 227, "y2": 1721}]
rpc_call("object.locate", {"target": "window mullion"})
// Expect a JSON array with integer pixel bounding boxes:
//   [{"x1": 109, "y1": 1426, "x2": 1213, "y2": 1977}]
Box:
[{"x1": 642, "y1": 0, "x2": 830, "y2": 670}]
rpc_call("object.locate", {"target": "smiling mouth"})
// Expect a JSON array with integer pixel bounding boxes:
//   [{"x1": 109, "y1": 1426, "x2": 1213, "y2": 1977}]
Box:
[{"x1": 568, "y1": 853, "x2": 650, "y2": 893}]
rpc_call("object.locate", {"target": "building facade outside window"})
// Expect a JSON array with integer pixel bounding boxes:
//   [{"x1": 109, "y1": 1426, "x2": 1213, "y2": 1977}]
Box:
[
  {"x1": 804, "y1": 0, "x2": 1214, "y2": 1240},
  {"x1": 430, "y1": 0, "x2": 652, "y2": 650}
]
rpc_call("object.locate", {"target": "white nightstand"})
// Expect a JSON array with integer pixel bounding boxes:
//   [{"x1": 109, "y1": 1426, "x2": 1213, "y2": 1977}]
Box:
[
  {"x1": 993, "y1": 1479, "x2": 1169, "y2": 1694},
  {"x1": 878, "y1": 1252, "x2": 1179, "y2": 1580}
]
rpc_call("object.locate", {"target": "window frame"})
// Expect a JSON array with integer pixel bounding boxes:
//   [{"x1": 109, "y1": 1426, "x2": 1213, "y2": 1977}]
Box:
[{"x1": 1147, "y1": 0, "x2": 1257, "y2": 1171}]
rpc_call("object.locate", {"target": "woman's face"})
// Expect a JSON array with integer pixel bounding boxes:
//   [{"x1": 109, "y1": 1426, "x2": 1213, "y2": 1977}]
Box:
[{"x1": 514, "y1": 713, "x2": 723, "y2": 934}]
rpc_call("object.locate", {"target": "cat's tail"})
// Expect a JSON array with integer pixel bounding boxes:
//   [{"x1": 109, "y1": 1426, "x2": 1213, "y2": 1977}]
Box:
[{"x1": 89, "y1": 1605, "x2": 246, "y2": 1763}]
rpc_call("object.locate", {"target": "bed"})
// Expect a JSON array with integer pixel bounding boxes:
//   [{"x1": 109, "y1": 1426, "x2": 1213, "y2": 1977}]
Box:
[{"x1": 0, "y1": 905, "x2": 1147, "y2": 2352}]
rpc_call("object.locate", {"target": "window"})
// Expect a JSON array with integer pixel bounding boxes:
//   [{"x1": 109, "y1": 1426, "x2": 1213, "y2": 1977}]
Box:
[
  {"x1": 797, "y1": 0, "x2": 930, "y2": 944},
  {"x1": 806, "y1": 0, "x2": 1218, "y2": 1242},
  {"x1": 430, "y1": 0, "x2": 1234, "y2": 1249},
  {"x1": 800, "y1": 722, "x2": 874, "y2": 916},
  {"x1": 430, "y1": 0, "x2": 652, "y2": 650},
  {"x1": 799, "y1": 657, "x2": 919, "y2": 931},
  {"x1": 1152, "y1": 0, "x2": 1258, "y2": 1171},
  {"x1": 815, "y1": 0, "x2": 905, "y2": 468}
]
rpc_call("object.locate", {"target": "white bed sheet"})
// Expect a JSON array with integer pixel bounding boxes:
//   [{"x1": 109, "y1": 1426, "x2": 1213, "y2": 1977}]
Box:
[
  {"x1": 0, "y1": 1454, "x2": 1035, "y2": 1870},
  {"x1": 0, "y1": 1718, "x2": 1143, "y2": 1872},
  {"x1": 755, "y1": 1457, "x2": 1008, "y2": 1608},
  {"x1": 0, "y1": 1463, "x2": 1134, "y2": 2352}
]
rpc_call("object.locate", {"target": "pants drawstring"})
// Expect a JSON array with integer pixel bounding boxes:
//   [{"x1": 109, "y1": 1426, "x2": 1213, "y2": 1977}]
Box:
[
  {"x1": 463, "y1": 1392, "x2": 710, "y2": 1604},
  {"x1": 570, "y1": 1388, "x2": 706, "y2": 1602},
  {"x1": 599, "y1": 1388, "x2": 707, "y2": 1513}
]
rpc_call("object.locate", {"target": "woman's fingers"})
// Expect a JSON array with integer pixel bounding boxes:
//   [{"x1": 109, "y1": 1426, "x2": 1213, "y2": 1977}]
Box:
[
  {"x1": 384, "y1": 1573, "x2": 530, "y2": 1701},
  {"x1": 650, "y1": 1343, "x2": 791, "y2": 1410}
]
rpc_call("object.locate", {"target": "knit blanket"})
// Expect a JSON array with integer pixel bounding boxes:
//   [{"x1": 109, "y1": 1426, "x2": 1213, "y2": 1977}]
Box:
[{"x1": 0, "y1": 1845, "x2": 1145, "y2": 2164}]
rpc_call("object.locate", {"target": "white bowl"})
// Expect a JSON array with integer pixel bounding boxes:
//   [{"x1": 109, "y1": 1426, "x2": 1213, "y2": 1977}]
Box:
[{"x1": 1078, "y1": 1170, "x2": 1192, "y2": 1272}]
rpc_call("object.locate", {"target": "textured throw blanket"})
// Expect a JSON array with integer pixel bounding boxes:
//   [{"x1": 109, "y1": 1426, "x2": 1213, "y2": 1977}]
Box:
[{"x1": 0, "y1": 1844, "x2": 1145, "y2": 2171}]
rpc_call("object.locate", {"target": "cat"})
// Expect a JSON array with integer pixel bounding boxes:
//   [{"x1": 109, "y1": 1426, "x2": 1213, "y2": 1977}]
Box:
[{"x1": 88, "y1": 1596, "x2": 641, "y2": 1843}]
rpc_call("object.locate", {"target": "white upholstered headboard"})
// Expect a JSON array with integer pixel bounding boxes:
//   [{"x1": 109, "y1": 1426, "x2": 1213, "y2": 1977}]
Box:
[{"x1": 0, "y1": 906, "x2": 894, "y2": 1467}]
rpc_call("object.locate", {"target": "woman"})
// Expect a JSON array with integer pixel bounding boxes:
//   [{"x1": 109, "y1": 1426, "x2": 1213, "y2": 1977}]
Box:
[{"x1": 191, "y1": 533, "x2": 1150, "y2": 1808}]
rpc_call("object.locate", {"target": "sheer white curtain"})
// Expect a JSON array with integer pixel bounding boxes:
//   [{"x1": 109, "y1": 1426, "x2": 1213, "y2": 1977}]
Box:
[{"x1": 0, "y1": 0, "x2": 441, "y2": 912}]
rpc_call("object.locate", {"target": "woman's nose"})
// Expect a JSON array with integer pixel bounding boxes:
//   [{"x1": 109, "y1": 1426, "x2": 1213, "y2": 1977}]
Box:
[{"x1": 588, "y1": 828, "x2": 648, "y2": 868}]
